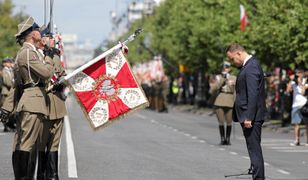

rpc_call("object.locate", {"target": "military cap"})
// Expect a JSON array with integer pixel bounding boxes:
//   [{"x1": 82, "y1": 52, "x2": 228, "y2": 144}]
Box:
[
  {"x1": 2, "y1": 57, "x2": 14, "y2": 63},
  {"x1": 15, "y1": 16, "x2": 40, "y2": 38},
  {"x1": 39, "y1": 23, "x2": 52, "y2": 37},
  {"x1": 223, "y1": 61, "x2": 231, "y2": 67}
]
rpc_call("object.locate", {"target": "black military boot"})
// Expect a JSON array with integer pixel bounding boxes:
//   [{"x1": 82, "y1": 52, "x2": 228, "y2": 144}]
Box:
[
  {"x1": 46, "y1": 151, "x2": 59, "y2": 180},
  {"x1": 12, "y1": 151, "x2": 19, "y2": 179},
  {"x1": 15, "y1": 150, "x2": 31, "y2": 180},
  {"x1": 219, "y1": 125, "x2": 225, "y2": 145},
  {"x1": 225, "y1": 125, "x2": 232, "y2": 145},
  {"x1": 37, "y1": 151, "x2": 47, "y2": 180},
  {"x1": 27, "y1": 149, "x2": 37, "y2": 180}
]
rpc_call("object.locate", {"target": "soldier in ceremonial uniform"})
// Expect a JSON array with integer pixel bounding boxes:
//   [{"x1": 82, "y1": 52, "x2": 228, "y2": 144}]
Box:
[
  {"x1": 36, "y1": 26, "x2": 67, "y2": 180},
  {"x1": 12, "y1": 16, "x2": 54, "y2": 180},
  {"x1": 1, "y1": 58, "x2": 14, "y2": 105},
  {"x1": 213, "y1": 62, "x2": 236, "y2": 145},
  {"x1": 1, "y1": 58, "x2": 15, "y2": 131}
]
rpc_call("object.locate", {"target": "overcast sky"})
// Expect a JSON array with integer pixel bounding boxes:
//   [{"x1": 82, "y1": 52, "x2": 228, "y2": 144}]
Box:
[{"x1": 12, "y1": 0, "x2": 134, "y2": 46}]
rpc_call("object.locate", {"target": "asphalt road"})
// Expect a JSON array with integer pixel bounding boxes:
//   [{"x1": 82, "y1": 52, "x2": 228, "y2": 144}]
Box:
[{"x1": 1, "y1": 96, "x2": 308, "y2": 180}]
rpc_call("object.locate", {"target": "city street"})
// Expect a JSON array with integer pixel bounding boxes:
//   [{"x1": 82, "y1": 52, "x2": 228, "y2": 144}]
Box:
[{"x1": 1, "y1": 96, "x2": 308, "y2": 180}]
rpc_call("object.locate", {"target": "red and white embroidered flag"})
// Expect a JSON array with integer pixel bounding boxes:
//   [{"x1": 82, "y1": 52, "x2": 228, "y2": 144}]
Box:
[
  {"x1": 68, "y1": 48, "x2": 149, "y2": 129},
  {"x1": 240, "y1": 4, "x2": 248, "y2": 32}
]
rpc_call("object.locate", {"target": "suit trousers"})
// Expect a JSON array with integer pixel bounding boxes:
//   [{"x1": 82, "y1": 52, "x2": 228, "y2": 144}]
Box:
[
  {"x1": 13, "y1": 111, "x2": 44, "y2": 151},
  {"x1": 39, "y1": 118, "x2": 64, "y2": 152},
  {"x1": 241, "y1": 121, "x2": 265, "y2": 180}
]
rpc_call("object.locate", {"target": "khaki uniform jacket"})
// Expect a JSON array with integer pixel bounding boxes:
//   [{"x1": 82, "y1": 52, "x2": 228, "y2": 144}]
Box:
[
  {"x1": 2, "y1": 88, "x2": 14, "y2": 112},
  {"x1": 16, "y1": 42, "x2": 54, "y2": 116},
  {"x1": 1, "y1": 67, "x2": 14, "y2": 96},
  {"x1": 47, "y1": 54, "x2": 67, "y2": 120},
  {"x1": 213, "y1": 74, "x2": 236, "y2": 108}
]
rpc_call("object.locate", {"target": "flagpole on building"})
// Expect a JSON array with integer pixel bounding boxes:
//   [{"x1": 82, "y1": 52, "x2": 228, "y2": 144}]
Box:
[{"x1": 62, "y1": 28, "x2": 143, "y2": 82}]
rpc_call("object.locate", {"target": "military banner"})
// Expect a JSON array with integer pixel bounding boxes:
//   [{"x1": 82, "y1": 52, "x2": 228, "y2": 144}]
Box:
[
  {"x1": 132, "y1": 56, "x2": 165, "y2": 83},
  {"x1": 68, "y1": 48, "x2": 149, "y2": 129}
]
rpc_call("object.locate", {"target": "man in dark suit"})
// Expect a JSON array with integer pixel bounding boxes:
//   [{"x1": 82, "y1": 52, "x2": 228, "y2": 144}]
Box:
[{"x1": 226, "y1": 43, "x2": 266, "y2": 180}]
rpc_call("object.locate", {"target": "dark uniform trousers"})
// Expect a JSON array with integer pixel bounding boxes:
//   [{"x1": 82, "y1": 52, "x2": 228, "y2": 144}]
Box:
[
  {"x1": 39, "y1": 118, "x2": 64, "y2": 152},
  {"x1": 37, "y1": 118, "x2": 64, "y2": 180},
  {"x1": 13, "y1": 112, "x2": 44, "y2": 179},
  {"x1": 37, "y1": 54, "x2": 66, "y2": 180},
  {"x1": 241, "y1": 121, "x2": 265, "y2": 180}
]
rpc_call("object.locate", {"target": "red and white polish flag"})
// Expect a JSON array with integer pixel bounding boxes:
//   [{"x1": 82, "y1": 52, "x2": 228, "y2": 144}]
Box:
[
  {"x1": 240, "y1": 4, "x2": 248, "y2": 32},
  {"x1": 68, "y1": 48, "x2": 149, "y2": 129}
]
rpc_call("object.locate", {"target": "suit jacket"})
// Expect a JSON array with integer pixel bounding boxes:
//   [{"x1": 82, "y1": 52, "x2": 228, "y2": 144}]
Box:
[
  {"x1": 233, "y1": 56, "x2": 266, "y2": 123},
  {"x1": 47, "y1": 54, "x2": 67, "y2": 120},
  {"x1": 15, "y1": 43, "x2": 54, "y2": 116}
]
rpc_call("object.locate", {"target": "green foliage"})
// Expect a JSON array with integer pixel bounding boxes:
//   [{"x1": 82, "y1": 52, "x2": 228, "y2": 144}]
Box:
[
  {"x1": 0, "y1": 0, "x2": 22, "y2": 60},
  {"x1": 247, "y1": 0, "x2": 308, "y2": 69},
  {"x1": 104, "y1": 0, "x2": 308, "y2": 74}
]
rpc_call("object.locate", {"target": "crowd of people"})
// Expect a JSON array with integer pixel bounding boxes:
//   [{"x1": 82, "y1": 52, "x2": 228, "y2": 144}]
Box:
[{"x1": 139, "y1": 60, "x2": 308, "y2": 146}]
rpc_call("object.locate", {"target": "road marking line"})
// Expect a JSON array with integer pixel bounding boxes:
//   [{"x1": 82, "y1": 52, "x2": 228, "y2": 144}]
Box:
[
  {"x1": 184, "y1": 133, "x2": 191, "y2": 137},
  {"x1": 229, "y1": 151, "x2": 238, "y2": 155},
  {"x1": 264, "y1": 162, "x2": 270, "y2": 166},
  {"x1": 277, "y1": 169, "x2": 290, "y2": 175},
  {"x1": 268, "y1": 147, "x2": 296, "y2": 149},
  {"x1": 262, "y1": 139, "x2": 293, "y2": 143},
  {"x1": 148, "y1": 120, "x2": 204, "y2": 144},
  {"x1": 58, "y1": 139, "x2": 61, "y2": 170},
  {"x1": 218, "y1": 148, "x2": 225, "y2": 151},
  {"x1": 199, "y1": 140, "x2": 206, "y2": 143},
  {"x1": 278, "y1": 150, "x2": 308, "y2": 153},
  {"x1": 242, "y1": 156, "x2": 249, "y2": 160},
  {"x1": 191, "y1": 136, "x2": 197, "y2": 140},
  {"x1": 135, "y1": 114, "x2": 146, "y2": 119},
  {"x1": 262, "y1": 143, "x2": 291, "y2": 146},
  {"x1": 64, "y1": 116, "x2": 78, "y2": 178}
]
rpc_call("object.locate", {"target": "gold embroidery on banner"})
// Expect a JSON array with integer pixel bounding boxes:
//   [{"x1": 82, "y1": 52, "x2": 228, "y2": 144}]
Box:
[
  {"x1": 106, "y1": 50, "x2": 123, "y2": 71},
  {"x1": 92, "y1": 75, "x2": 120, "y2": 102},
  {"x1": 123, "y1": 89, "x2": 141, "y2": 107}
]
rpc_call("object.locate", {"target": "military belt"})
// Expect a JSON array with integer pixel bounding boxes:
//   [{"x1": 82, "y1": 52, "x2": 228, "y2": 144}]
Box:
[
  {"x1": 23, "y1": 82, "x2": 45, "y2": 89},
  {"x1": 220, "y1": 91, "x2": 234, "y2": 94}
]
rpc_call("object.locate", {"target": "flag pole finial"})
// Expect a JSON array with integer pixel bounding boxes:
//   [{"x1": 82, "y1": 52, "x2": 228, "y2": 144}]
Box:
[{"x1": 123, "y1": 28, "x2": 143, "y2": 45}]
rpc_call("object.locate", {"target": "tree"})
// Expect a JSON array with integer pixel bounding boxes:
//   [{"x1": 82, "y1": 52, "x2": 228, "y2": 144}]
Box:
[
  {"x1": 105, "y1": 0, "x2": 308, "y2": 73},
  {"x1": 0, "y1": 0, "x2": 21, "y2": 59}
]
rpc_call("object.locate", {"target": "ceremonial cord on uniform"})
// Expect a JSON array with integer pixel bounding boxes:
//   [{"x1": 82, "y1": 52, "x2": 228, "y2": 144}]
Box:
[{"x1": 27, "y1": 49, "x2": 40, "y2": 86}]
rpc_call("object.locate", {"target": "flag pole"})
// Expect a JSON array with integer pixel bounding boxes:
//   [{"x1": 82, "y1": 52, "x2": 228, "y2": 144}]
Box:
[
  {"x1": 49, "y1": 0, "x2": 54, "y2": 34},
  {"x1": 62, "y1": 28, "x2": 143, "y2": 82}
]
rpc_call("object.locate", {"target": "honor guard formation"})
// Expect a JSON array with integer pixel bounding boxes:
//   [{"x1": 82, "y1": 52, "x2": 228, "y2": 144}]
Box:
[{"x1": 0, "y1": 16, "x2": 67, "y2": 180}]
